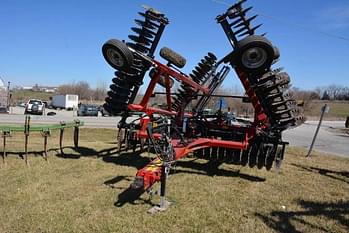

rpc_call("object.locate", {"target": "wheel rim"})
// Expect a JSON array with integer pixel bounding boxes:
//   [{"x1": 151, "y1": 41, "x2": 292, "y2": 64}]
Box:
[
  {"x1": 241, "y1": 47, "x2": 268, "y2": 69},
  {"x1": 106, "y1": 48, "x2": 124, "y2": 68}
]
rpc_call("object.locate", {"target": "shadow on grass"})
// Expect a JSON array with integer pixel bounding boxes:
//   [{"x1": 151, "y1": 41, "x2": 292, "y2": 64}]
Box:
[
  {"x1": 103, "y1": 174, "x2": 151, "y2": 207},
  {"x1": 103, "y1": 174, "x2": 152, "y2": 207},
  {"x1": 56, "y1": 146, "x2": 265, "y2": 182},
  {"x1": 175, "y1": 159, "x2": 266, "y2": 182},
  {"x1": 256, "y1": 199, "x2": 349, "y2": 233},
  {"x1": 55, "y1": 146, "x2": 100, "y2": 159},
  {"x1": 56, "y1": 146, "x2": 149, "y2": 169},
  {"x1": 101, "y1": 149, "x2": 151, "y2": 170},
  {"x1": 54, "y1": 146, "x2": 267, "y2": 206},
  {"x1": 54, "y1": 145, "x2": 266, "y2": 182},
  {"x1": 114, "y1": 187, "x2": 151, "y2": 207},
  {"x1": 55, "y1": 146, "x2": 135, "y2": 158},
  {"x1": 291, "y1": 163, "x2": 349, "y2": 184},
  {"x1": 104, "y1": 175, "x2": 133, "y2": 188},
  {"x1": 4, "y1": 150, "x2": 53, "y2": 160}
]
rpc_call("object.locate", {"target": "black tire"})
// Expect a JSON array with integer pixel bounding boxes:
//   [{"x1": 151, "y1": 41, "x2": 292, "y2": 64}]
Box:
[
  {"x1": 159, "y1": 47, "x2": 186, "y2": 68},
  {"x1": 102, "y1": 39, "x2": 134, "y2": 71},
  {"x1": 32, "y1": 104, "x2": 38, "y2": 112},
  {"x1": 273, "y1": 46, "x2": 280, "y2": 60},
  {"x1": 236, "y1": 35, "x2": 274, "y2": 75}
]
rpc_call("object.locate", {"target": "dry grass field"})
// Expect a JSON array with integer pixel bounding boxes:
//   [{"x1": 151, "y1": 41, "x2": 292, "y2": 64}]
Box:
[
  {"x1": 12, "y1": 90, "x2": 53, "y2": 103},
  {"x1": 305, "y1": 100, "x2": 349, "y2": 120},
  {"x1": 0, "y1": 128, "x2": 348, "y2": 233}
]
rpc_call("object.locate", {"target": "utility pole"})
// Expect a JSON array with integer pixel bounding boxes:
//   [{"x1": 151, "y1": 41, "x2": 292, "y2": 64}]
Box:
[
  {"x1": 7, "y1": 81, "x2": 11, "y2": 111},
  {"x1": 306, "y1": 104, "x2": 329, "y2": 157}
]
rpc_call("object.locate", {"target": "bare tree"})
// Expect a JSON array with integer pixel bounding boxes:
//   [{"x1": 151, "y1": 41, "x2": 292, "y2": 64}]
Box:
[
  {"x1": 57, "y1": 83, "x2": 77, "y2": 96},
  {"x1": 93, "y1": 80, "x2": 107, "y2": 101},
  {"x1": 75, "y1": 81, "x2": 91, "y2": 100},
  {"x1": 57, "y1": 81, "x2": 91, "y2": 100},
  {"x1": 321, "y1": 91, "x2": 330, "y2": 100},
  {"x1": 319, "y1": 85, "x2": 349, "y2": 100}
]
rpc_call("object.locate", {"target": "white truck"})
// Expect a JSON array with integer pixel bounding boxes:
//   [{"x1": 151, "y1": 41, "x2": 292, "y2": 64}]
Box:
[{"x1": 51, "y1": 94, "x2": 79, "y2": 110}]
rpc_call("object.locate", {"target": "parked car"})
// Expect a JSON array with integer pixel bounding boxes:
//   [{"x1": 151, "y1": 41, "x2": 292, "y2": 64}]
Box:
[
  {"x1": 0, "y1": 106, "x2": 8, "y2": 113},
  {"x1": 42, "y1": 101, "x2": 49, "y2": 108},
  {"x1": 25, "y1": 99, "x2": 45, "y2": 115},
  {"x1": 77, "y1": 104, "x2": 99, "y2": 116}
]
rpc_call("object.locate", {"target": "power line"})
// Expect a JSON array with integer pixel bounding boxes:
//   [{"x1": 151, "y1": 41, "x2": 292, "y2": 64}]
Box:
[
  {"x1": 212, "y1": 0, "x2": 230, "y2": 6},
  {"x1": 212, "y1": 0, "x2": 349, "y2": 43},
  {"x1": 256, "y1": 12, "x2": 349, "y2": 43}
]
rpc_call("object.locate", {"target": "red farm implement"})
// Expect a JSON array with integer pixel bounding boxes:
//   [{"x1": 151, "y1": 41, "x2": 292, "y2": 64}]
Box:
[{"x1": 101, "y1": 1, "x2": 303, "y2": 212}]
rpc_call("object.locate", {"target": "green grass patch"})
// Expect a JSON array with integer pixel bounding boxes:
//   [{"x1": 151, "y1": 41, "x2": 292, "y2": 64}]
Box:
[
  {"x1": 305, "y1": 100, "x2": 349, "y2": 120},
  {"x1": 0, "y1": 128, "x2": 348, "y2": 233}
]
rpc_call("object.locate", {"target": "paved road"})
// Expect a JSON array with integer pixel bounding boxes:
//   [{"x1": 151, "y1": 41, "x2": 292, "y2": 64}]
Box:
[
  {"x1": 0, "y1": 112, "x2": 121, "y2": 128},
  {"x1": 4, "y1": 106, "x2": 127, "y2": 127},
  {"x1": 1, "y1": 108, "x2": 348, "y2": 157},
  {"x1": 283, "y1": 121, "x2": 348, "y2": 158}
]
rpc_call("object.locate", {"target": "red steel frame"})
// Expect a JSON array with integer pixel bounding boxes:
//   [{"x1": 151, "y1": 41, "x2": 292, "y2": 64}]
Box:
[
  {"x1": 129, "y1": 60, "x2": 209, "y2": 115},
  {"x1": 126, "y1": 59, "x2": 269, "y2": 190}
]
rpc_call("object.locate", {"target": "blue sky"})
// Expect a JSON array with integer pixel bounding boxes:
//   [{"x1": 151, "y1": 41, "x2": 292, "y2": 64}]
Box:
[{"x1": 0, "y1": 0, "x2": 348, "y2": 91}]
